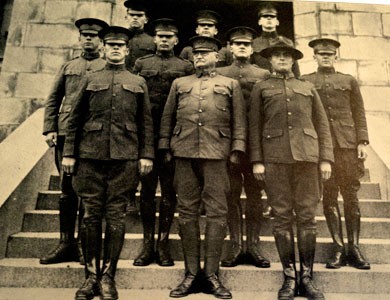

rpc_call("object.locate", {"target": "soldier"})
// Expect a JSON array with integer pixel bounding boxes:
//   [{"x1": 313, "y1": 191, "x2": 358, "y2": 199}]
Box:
[
  {"x1": 249, "y1": 41, "x2": 333, "y2": 300},
  {"x1": 123, "y1": 0, "x2": 156, "y2": 212},
  {"x1": 132, "y1": 18, "x2": 194, "y2": 267},
  {"x1": 302, "y1": 38, "x2": 370, "y2": 270},
  {"x1": 217, "y1": 26, "x2": 270, "y2": 268},
  {"x1": 251, "y1": 1, "x2": 300, "y2": 77},
  {"x1": 41, "y1": 18, "x2": 108, "y2": 265},
  {"x1": 62, "y1": 26, "x2": 154, "y2": 300},
  {"x1": 179, "y1": 10, "x2": 232, "y2": 67},
  {"x1": 160, "y1": 36, "x2": 246, "y2": 299}
]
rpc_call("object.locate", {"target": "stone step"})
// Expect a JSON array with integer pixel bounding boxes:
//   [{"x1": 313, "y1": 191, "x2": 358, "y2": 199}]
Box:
[
  {"x1": 48, "y1": 174, "x2": 60, "y2": 191},
  {"x1": 1, "y1": 288, "x2": 388, "y2": 300},
  {"x1": 0, "y1": 259, "x2": 389, "y2": 294},
  {"x1": 21, "y1": 210, "x2": 390, "y2": 239},
  {"x1": 6, "y1": 233, "x2": 390, "y2": 264}
]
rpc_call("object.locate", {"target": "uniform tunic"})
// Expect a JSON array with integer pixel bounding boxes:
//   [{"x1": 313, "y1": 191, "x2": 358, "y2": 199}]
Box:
[{"x1": 125, "y1": 29, "x2": 155, "y2": 70}]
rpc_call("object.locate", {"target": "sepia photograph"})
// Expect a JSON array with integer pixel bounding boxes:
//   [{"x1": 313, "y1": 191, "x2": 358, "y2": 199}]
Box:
[{"x1": 0, "y1": 0, "x2": 389, "y2": 299}]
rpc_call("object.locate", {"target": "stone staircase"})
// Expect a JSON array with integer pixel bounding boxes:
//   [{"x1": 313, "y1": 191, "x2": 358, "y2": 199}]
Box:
[{"x1": 1, "y1": 171, "x2": 390, "y2": 297}]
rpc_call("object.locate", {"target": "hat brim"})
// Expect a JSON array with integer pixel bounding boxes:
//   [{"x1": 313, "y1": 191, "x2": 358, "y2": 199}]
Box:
[{"x1": 260, "y1": 46, "x2": 303, "y2": 60}]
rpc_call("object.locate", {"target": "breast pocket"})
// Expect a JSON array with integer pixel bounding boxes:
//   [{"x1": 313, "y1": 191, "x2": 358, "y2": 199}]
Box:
[
  {"x1": 122, "y1": 84, "x2": 144, "y2": 111},
  {"x1": 214, "y1": 84, "x2": 231, "y2": 112},
  {"x1": 177, "y1": 86, "x2": 193, "y2": 110},
  {"x1": 87, "y1": 84, "x2": 110, "y2": 111},
  {"x1": 139, "y1": 69, "x2": 158, "y2": 78}
]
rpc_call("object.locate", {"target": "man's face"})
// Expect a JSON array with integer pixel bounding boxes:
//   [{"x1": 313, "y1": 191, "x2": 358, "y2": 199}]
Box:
[
  {"x1": 79, "y1": 32, "x2": 101, "y2": 52},
  {"x1": 258, "y1": 14, "x2": 279, "y2": 32},
  {"x1": 103, "y1": 41, "x2": 129, "y2": 64},
  {"x1": 154, "y1": 33, "x2": 177, "y2": 52},
  {"x1": 195, "y1": 23, "x2": 218, "y2": 37},
  {"x1": 230, "y1": 41, "x2": 253, "y2": 59},
  {"x1": 314, "y1": 51, "x2": 337, "y2": 68},
  {"x1": 126, "y1": 10, "x2": 148, "y2": 30},
  {"x1": 270, "y1": 50, "x2": 294, "y2": 73},
  {"x1": 193, "y1": 51, "x2": 218, "y2": 68}
]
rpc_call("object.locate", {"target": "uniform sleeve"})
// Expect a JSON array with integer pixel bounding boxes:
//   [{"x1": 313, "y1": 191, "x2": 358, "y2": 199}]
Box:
[
  {"x1": 292, "y1": 61, "x2": 300, "y2": 78},
  {"x1": 248, "y1": 83, "x2": 264, "y2": 162},
  {"x1": 63, "y1": 77, "x2": 89, "y2": 157},
  {"x1": 350, "y1": 77, "x2": 369, "y2": 144},
  {"x1": 158, "y1": 80, "x2": 178, "y2": 150},
  {"x1": 179, "y1": 47, "x2": 189, "y2": 59},
  {"x1": 231, "y1": 79, "x2": 247, "y2": 153},
  {"x1": 42, "y1": 64, "x2": 66, "y2": 135},
  {"x1": 137, "y1": 79, "x2": 155, "y2": 159},
  {"x1": 312, "y1": 87, "x2": 334, "y2": 163},
  {"x1": 132, "y1": 58, "x2": 142, "y2": 75},
  {"x1": 185, "y1": 61, "x2": 195, "y2": 75}
]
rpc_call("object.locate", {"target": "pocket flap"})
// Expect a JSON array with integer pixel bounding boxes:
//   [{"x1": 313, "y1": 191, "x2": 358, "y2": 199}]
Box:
[
  {"x1": 303, "y1": 128, "x2": 318, "y2": 139},
  {"x1": 262, "y1": 89, "x2": 283, "y2": 97},
  {"x1": 123, "y1": 84, "x2": 144, "y2": 93},
  {"x1": 140, "y1": 70, "x2": 158, "y2": 77},
  {"x1": 263, "y1": 128, "x2": 283, "y2": 139},
  {"x1": 86, "y1": 84, "x2": 110, "y2": 92},
  {"x1": 64, "y1": 69, "x2": 81, "y2": 76},
  {"x1": 60, "y1": 104, "x2": 72, "y2": 113},
  {"x1": 84, "y1": 122, "x2": 103, "y2": 132},
  {"x1": 333, "y1": 83, "x2": 351, "y2": 91},
  {"x1": 177, "y1": 86, "x2": 192, "y2": 94},
  {"x1": 219, "y1": 128, "x2": 231, "y2": 138},
  {"x1": 167, "y1": 71, "x2": 185, "y2": 78},
  {"x1": 293, "y1": 88, "x2": 313, "y2": 97},
  {"x1": 339, "y1": 119, "x2": 355, "y2": 127},
  {"x1": 214, "y1": 84, "x2": 232, "y2": 97},
  {"x1": 125, "y1": 123, "x2": 137, "y2": 132}
]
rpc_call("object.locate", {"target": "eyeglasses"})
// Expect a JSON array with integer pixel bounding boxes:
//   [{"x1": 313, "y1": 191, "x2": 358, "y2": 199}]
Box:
[{"x1": 193, "y1": 51, "x2": 212, "y2": 57}]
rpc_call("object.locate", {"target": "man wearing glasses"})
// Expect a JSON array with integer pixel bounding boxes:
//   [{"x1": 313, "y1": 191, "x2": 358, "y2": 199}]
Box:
[{"x1": 302, "y1": 38, "x2": 370, "y2": 271}]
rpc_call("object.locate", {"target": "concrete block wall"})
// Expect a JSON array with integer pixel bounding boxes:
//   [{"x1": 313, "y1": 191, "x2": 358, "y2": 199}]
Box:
[{"x1": 0, "y1": 0, "x2": 128, "y2": 142}]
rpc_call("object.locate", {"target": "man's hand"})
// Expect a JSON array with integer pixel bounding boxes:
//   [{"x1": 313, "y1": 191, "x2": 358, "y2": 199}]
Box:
[
  {"x1": 253, "y1": 163, "x2": 265, "y2": 181},
  {"x1": 357, "y1": 143, "x2": 368, "y2": 160},
  {"x1": 62, "y1": 157, "x2": 76, "y2": 175},
  {"x1": 229, "y1": 151, "x2": 240, "y2": 165},
  {"x1": 139, "y1": 159, "x2": 153, "y2": 176},
  {"x1": 320, "y1": 161, "x2": 332, "y2": 181},
  {"x1": 45, "y1": 132, "x2": 58, "y2": 147}
]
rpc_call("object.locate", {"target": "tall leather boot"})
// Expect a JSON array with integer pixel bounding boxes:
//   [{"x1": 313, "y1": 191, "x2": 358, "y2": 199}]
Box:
[
  {"x1": 75, "y1": 223, "x2": 101, "y2": 300},
  {"x1": 133, "y1": 191, "x2": 155, "y2": 266},
  {"x1": 246, "y1": 200, "x2": 270, "y2": 268},
  {"x1": 40, "y1": 192, "x2": 79, "y2": 264},
  {"x1": 77, "y1": 200, "x2": 86, "y2": 266},
  {"x1": 100, "y1": 224, "x2": 125, "y2": 300},
  {"x1": 274, "y1": 230, "x2": 297, "y2": 300},
  {"x1": 345, "y1": 207, "x2": 370, "y2": 270},
  {"x1": 203, "y1": 222, "x2": 232, "y2": 299},
  {"x1": 170, "y1": 221, "x2": 201, "y2": 298},
  {"x1": 156, "y1": 193, "x2": 176, "y2": 266},
  {"x1": 323, "y1": 205, "x2": 346, "y2": 268},
  {"x1": 297, "y1": 229, "x2": 324, "y2": 300}
]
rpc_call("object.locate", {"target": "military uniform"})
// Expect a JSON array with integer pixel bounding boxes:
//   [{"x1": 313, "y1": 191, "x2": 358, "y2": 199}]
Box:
[
  {"x1": 161, "y1": 36, "x2": 245, "y2": 299},
  {"x1": 217, "y1": 26, "x2": 271, "y2": 268},
  {"x1": 302, "y1": 38, "x2": 370, "y2": 270},
  {"x1": 249, "y1": 41, "x2": 333, "y2": 300},
  {"x1": 125, "y1": 30, "x2": 155, "y2": 69},
  {"x1": 132, "y1": 19, "x2": 194, "y2": 267},
  {"x1": 41, "y1": 18, "x2": 108, "y2": 265},
  {"x1": 180, "y1": 45, "x2": 232, "y2": 67},
  {"x1": 64, "y1": 26, "x2": 154, "y2": 300}
]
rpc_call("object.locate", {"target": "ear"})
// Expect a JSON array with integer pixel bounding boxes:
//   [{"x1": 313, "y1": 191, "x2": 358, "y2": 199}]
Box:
[
  {"x1": 214, "y1": 28, "x2": 218, "y2": 36},
  {"x1": 174, "y1": 37, "x2": 179, "y2": 45},
  {"x1": 153, "y1": 36, "x2": 157, "y2": 45},
  {"x1": 250, "y1": 47, "x2": 254, "y2": 55},
  {"x1": 78, "y1": 34, "x2": 82, "y2": 42},
  {"x1": 126, "y1": 47, "x2": 130, "y2": 55},
  {"x1": 275, "y1": 19, "x2": 280, "y2": 27},
  {"x1": 195, "y1": 26, "x2": 200, "y2": 35},
  {"x1": 144, "y1": 17, "x2": 149, "y2": 24},
  {"x1": 215, "y1": 52, "x2": 219, "y2": 62}
]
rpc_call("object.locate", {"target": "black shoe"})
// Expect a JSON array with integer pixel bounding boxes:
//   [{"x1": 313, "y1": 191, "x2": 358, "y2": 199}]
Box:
[
  {"x1": 246, "y1": 246, "x2": 271, "y2": 268},
  {"x1": 221, "y1": 249, "x2": 245, "y2": 267},
  {"x1": 40, "y1": 242, "x2": 79, "y2": 264},
  {"x1": 348, "y1": 246, "x2": 370, "y2": 270},
  {"x1": 277, "y1": 277, "x2": 297, "y2": 300},
  {"x1": 133, "y1": 242, "x2": 155, "y2": 266},
  {"x1": 326, "y1": 250, "x2": 346, "y2": 269},
  {"x1": 99, "y1": 274, "x2": 118, "y2": 300},
  {"x1": 204, "y1": 274, "x2": 232, "y2": 299},
  {"x1": 156, "y1": 244, "x2": 174, "y2": 267},
  {"x1": 299, "y1": 277, "x2": 325, "y2": 300},
  {"x1": 75, "y1": 274, "x2": 99, "y2": 300},
  {"x1": 169, "y1": 272, "x2": 199, "y2": 298}
]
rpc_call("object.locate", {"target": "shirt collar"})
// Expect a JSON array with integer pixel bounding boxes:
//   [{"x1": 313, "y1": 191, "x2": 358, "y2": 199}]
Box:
[
  {"x1": 318, "y1": 67, "x2": 336, "y2": 74},
  {"x1": 156, "y1": 50, "x2": 174, "y2": 58},
  {"x1": 270, "y1": 71, "x2": 295, "y2": 79},
  {"x1": 233, "y1": 59, "x2": 250, "y2": 67},
  {"x1": 105, "y1": 63, "x2": 127, "y2": 71},
  {"x1": 196, "y1": 69, "x2": 217, "y2": 78},
  {"x1": 261, "y1": 31, "x2": 278, "y2": 39},
  {"x1": 81, "y1": 51, "x2": 100, "y2": 61}
]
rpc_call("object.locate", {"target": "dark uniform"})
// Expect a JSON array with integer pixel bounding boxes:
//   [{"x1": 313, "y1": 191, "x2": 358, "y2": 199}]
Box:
[
  {"x1": 160, "y1": 36, "x2": 245, "y2": 299},
  {"x1": 301, "y1": 38, "x2": 370, "y2": 270},
  {"x1": 217, "y1": 26, "x2": 271, "y2": 268},
  {"x1": 64, "y1": 27, "x2": 154, "y2": 300},
  {"x1": 249, "y1": 41, "x2": 333, "y2": 300},
  {"x1": 251, "y1": 3, "x2": 300, "y2": 77},
  {"x1": 41, "y1": 18, "x2": 108, "y2": 265},
  {"x1": 132, "y1": 19, "x2": 194, "y2": 267}
]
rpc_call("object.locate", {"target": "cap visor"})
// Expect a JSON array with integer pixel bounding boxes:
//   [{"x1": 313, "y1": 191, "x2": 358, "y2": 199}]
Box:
[
  {"x1": 80, "y1": 29, "x2": 99, "y2": 34},
  {"x1": 156, "y1": 31, "x2": 176, "y2": 36},
  {"x1": 105, "y1": 39, "x2": 127, "y2": 44}
]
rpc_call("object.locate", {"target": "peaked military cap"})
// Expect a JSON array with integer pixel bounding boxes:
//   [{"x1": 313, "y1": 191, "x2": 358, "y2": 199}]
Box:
[
  {"x1": 196, "y1": 10, "x2": 221, "y2": 25},
  {"x1": 260, "y1": 38, "x2": 303, "y2": 60},
  {"x1": 98, "y1": 26, "x2": 133, "y2": 44},
  {"x1": 226, "y1": 26, "x2": 257, "y2": 43},
  {"x1": 257, "y1": 1, "x2": 279, "y2": 18},
  {"x1": 190, "y1": 36, "x2": 221, "y2": 52},
  {"x1": 153, "y1": 18, "x2": 178, "y2": 35},
  {"x1": 124, "y1": 0, "x2": 149, "y2": 14},
  {"x1": 75, "y1": 18, "x2": 109, "y2": 34},
  {"x1": 309, "y1": 38, "x2": 340, "y2": 54}
]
